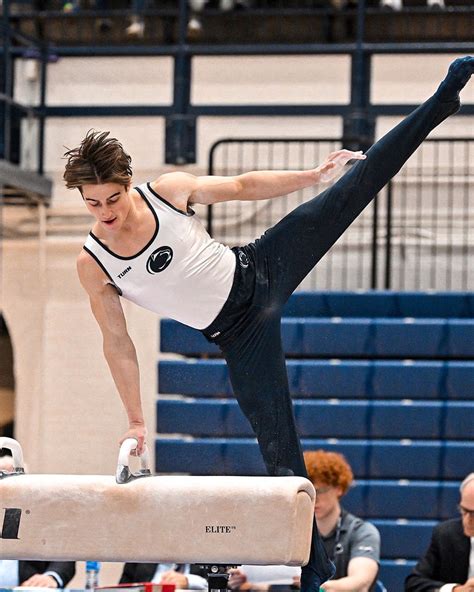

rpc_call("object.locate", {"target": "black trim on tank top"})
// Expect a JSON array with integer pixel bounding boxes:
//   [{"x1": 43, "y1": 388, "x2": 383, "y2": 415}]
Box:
[
  {"x1": 88, "y1": 188, "x2": 159, "y2": 261},
  {"x1": 83, "y1": 246, "x2": 123, "y2": 296},
  {"x1": 147, "y1": 182, "x2": 195, "y2": 216}
]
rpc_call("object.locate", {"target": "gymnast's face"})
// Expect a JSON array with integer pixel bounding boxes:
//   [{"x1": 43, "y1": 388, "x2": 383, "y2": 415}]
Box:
[
  {"x1": 82, "y1": 182, "x2": 132, "y2": 232},
  {"x1": 460, "y1": 481, "x2": 474, "y2": 537},
  {"x1": 313, "y1": 481, "x2": 343, "y2": 520}
]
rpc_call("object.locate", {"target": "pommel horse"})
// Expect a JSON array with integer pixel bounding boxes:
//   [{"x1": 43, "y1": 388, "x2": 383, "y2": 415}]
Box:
[{"x1": 0, "y1": 437, "x2": 315, "y2": 591}]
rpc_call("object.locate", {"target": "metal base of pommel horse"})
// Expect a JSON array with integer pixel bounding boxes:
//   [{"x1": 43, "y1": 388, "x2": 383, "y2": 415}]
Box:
[
  {"x1": 200, "y1": 564, "x2": 237, "y2": 592},
  {"x1": 0, "y1": 437, "x2": 316, "y2": 592}
]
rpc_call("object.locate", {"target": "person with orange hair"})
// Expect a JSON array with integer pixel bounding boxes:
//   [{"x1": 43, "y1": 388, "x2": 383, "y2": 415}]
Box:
[
  {"x1": 302, "y1": 450, "x2": 380, "y2": 591},
  {"x1": 229, "y1": 450, "x2": 381, "y2": 592}
]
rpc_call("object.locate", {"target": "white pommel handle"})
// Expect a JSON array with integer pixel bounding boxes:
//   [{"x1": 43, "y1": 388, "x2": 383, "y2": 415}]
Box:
[
  {"x1": 0, "y1": 437, "x2": 25, "y2": 476},
  {"x1": 116, "y1": 438, "x2": 151, "y2": 484}
]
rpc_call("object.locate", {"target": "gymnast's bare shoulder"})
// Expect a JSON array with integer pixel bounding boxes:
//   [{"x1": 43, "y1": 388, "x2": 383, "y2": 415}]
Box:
[
  {"x1": 150, "y1": 172, "x2": 196, "y2": 211},
  {"x1": 76, "y1": 250, "x2": 118, "y2": 298}
]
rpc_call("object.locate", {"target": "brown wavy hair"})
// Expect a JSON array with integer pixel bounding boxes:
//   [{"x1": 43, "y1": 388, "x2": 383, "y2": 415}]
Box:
[
  {"x1": 63, "y1": 130, "x2": 132, "y2": 191},
  {"x1": 304, "y1": 449, "x2": 354, "y2": 495}
]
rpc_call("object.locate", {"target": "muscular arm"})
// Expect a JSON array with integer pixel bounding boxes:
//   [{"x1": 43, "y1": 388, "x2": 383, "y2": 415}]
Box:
[
  {"x1": 321, "y1": 557, "x2": 379, "y2": 592},
  {"x1": 77, "y1": 251, "x2": 146, "y2": 452},
  {"x1": 152, "y1": 150, "x2": 365, "y2": 208}
]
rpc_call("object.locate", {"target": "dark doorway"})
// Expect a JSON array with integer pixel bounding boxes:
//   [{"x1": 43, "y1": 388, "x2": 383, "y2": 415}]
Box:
[{"x1": 0, "y1": 314, "x2": 14, "y2": 438}]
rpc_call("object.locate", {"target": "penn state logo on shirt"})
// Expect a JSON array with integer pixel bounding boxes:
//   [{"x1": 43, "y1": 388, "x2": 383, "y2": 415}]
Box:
[{"x1": 146, "y1": 246, "x2": 173, "y2": 274}]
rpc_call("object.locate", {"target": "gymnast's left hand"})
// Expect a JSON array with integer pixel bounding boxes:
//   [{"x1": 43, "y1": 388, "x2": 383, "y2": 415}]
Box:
[
  {"x1": 120, "y1": 423, "x2": 148, "y2": 456},
  {"x1": 20, "y1": 574, "x2": 58, "y2": 588},
  {"x1": 316, "y1": 149, "x2": 366, "y2": 184}
]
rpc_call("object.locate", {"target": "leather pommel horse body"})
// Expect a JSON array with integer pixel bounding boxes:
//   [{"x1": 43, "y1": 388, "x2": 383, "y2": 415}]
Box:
[{"x1": 0, "y1": 438, "x2": 315, "y2": 567}]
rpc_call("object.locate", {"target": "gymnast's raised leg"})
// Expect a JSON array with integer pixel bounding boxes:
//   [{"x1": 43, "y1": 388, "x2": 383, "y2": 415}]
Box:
[{"x1": 207, "y1": 57, "x2": 474, "y2": 592}]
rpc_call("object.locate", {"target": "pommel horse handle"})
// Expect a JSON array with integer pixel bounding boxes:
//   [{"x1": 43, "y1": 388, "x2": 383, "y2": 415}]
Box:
[
  {"x1": 116, "y1": 438, "x2": 152, "y2": 484},
  {"x1": 0, "y1": 437, "x2": 25, "y2": 477}
]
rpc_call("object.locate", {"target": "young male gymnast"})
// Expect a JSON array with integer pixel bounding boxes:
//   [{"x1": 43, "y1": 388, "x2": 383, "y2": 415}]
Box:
[{"x1": 64, "y1": 56, "x2": 474, "y2": 591}]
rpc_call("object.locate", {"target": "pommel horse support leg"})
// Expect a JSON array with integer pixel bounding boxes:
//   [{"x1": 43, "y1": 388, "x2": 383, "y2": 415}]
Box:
[{"x1": 0, "y1": 438, "x2": 315, "y2": 590}]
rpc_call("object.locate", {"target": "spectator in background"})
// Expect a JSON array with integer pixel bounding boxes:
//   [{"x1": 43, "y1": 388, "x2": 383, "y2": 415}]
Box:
[
  {"x1": 0, "y1": 455, "x2": 76, "y2": 588},
  {"x1": 405, "y1": 472, "x2": 474, "y2": 592},
  {"x1": 229, "y1": 450, "x2": 381, "y2": 592},
  {"x1": 126, "y1": 0, "x2": 146, "y2": 38},
  {"x1": 62, "y1": 0, "x2": 112, "y2": 33},
  {"x1": 120, "y1": 562, "x2": 208, "y2": 589},
  {"x1": 380, "y1": 0, "x2": 445, "y2": 9},
  {"x1": 187, "y1": 0, "x2": 253, "y2": 37}
]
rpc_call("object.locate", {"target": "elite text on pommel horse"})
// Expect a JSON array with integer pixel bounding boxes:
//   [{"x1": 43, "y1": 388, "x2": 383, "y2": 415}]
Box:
[{"x1": 0, "y1": 437, "x2": 315, "y2": 591}]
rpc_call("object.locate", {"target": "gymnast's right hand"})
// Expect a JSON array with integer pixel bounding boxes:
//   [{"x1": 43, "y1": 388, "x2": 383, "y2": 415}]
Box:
[{"x1": 120, "y1": 423, "x2": 148, "y2": 456}]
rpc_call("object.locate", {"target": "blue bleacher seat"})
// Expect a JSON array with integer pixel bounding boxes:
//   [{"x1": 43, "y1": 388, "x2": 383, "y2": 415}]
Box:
[
  {"x1": 159, "y1": 359, "x2": 474, "y2": 400},
  {"x1": 157, "y1": 398, "x2": 474, "y2": 440},
  {"x1": 282, "y1": 291, "x2": 474, "y2": 319},
  {"x1": 448, "y1": 320, "x2": 474, "y2": 357},
  {"x1": 155, "y1": 435, "x2": 472, "y2": 486},
  {"x1": 161, "y1": 317, "x2": 473, "y2": 358},
  {"x1": 378, "y1": 559, "x2": 416, "y2": 592},
  {"x1": 372, "y1": 519, "x2": 435, "y2": 559},
  {"x1": 446, "y1": 362, "x2": 474, "y2": 400},
  {"x1": 343, "y1": 480, "x2": 458, "y2": 520},
  {"x1": 444, "y1": 402, "x2": 474, "y2": 438}
]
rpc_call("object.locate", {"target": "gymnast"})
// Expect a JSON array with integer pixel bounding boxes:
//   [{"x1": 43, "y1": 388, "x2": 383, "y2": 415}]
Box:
[{"x1": 64, "y1": 56, "x2": 474, "y2": 592}]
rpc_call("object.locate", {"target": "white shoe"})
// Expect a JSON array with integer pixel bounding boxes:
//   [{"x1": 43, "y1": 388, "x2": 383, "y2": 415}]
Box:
[
  {"x1": 380, "y1": 0, "x2": 402, "y2": 9},
  {"x1": 427, "y1": 0, "x2": 445, "y2": 7},
  {"x1": 126, "y1": 19, "x2": 145, "y2": 38}
]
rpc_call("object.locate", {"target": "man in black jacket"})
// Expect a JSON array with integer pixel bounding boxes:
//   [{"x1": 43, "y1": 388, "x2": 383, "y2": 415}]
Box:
[
  {"x1": 405, "y1": 473, "x2": 474, "y2": 592},
  {"x1": 16, "y1": 561, "x2": 75, "y2": 588}
]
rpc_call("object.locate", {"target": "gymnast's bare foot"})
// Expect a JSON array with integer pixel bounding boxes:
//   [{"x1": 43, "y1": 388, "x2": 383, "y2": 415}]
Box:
[{"x1": 437, "y1": 56, "x2": 474, "y2": 103}]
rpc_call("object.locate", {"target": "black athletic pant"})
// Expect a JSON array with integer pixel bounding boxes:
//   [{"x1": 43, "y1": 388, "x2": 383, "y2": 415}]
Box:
[{"x1": 202, "y1": 91, "x2": 459, "y2": 591}]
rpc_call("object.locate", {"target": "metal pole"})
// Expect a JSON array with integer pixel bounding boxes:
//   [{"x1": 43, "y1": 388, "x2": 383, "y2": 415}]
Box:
[
  {"x1": 371, "y1": 194, "x2": 378, "y2": 289},
  {"x1": 352, "y1": 0, "x2": 367, "y2": 112},
  {"x1": 173, "y1": 0, "x2": 191, "y2": 118},
  {"x1": 38, "y1": 44, "x2": 48, "y2": 175},
  {"x1": 2, "y1": 0, "x2": 13, "y2": 162},
  {"x1": 166, "y1": 0, "x2": 195, "y2": 164},
  {"x1": 207, "y1": 144, "x2": 216, "y2": 237},
  {"x1": 384, "y1": 181, "x2": 393, "y2": 290},
  {"x1": 344, "y1": 0, "x2": 374, "y2": 151}
]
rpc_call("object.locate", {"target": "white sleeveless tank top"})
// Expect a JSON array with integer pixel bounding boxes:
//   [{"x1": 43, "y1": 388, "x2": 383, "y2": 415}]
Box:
[{"x1": 83, "y1": 182, "x2": 236, "y2": 330}]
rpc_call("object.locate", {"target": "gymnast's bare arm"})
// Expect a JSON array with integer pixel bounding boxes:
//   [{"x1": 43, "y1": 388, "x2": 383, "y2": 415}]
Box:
[
  {"x1": 152, "y1": 149, "x2": 365, "y2": 208},
  {"x1": 77, "y1": 250, "x2": 147, "y2": 455}
]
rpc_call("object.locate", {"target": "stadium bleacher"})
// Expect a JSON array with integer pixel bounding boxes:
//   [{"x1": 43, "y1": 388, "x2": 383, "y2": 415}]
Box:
[{"x1": 156, "y1": 290, "x2": 474, "y2": 590}]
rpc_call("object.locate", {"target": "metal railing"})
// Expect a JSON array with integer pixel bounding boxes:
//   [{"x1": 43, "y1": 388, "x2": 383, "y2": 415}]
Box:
[
  {"x1": 0, "y1": 0, "x2": 52, "y2": 209},
  {"x1": 1, "y1": 2, "x2": 48, "y2": 173},
  {"x1": 7, "y1": 2, "x2": 474, "y2": 46},
  {"x1": 208, "y1": 137, "x2": 474, "y2": 291}
]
